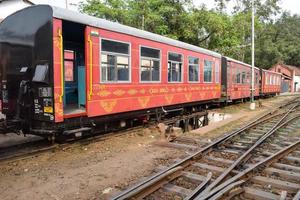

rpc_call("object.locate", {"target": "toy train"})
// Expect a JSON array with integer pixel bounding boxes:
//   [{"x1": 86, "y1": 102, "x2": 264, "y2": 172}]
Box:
[{"x1": 0, "y1": 5, "x2": 281, "y2": 140}]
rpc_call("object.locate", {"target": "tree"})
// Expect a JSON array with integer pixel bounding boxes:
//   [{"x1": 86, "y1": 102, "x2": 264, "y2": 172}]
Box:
[{"x1": 79, "y1": 0, "x2": 300, "y2": 68}]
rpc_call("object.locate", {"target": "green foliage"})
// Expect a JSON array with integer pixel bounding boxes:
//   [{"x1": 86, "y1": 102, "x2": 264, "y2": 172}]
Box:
[{"x1": 79, "y1": 0, "x2": 300, "y2": 68}]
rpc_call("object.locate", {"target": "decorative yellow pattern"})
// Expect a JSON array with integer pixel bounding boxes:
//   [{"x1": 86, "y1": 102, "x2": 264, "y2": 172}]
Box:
[
  {"x1": 177, "y1": 87, "x2": 183, "y2": 92},
  {"x1": 128, "y1": 89, "x2": 137, "y2": 95},
  {"x1": 55, "y1": 103, "x2": 63, "y2": 116},
  {"x1": 165, "y1": 94, "x2": 174, "y2": 104},
  {"x1": 149, "y1": 88, "x2": 159, "y2": 94},
  {"x1": 138, "y1": 97, "x2": 150, "y2": 108},
  {"x1": 54, "y1": 37, "x2": 61, "y2": 49},
  {"x1": 212, "y1": 91, "x2": 217, "y2": 97},
  {"x1": 100, "y1": 100, "x2": 117, "y2": 113},
  {"x1": 113, "y1": 90, "x2": 125, "y2": 96},
  {"x1": 97, "y1": 90, "x2": 111, "y2": 97},
  {"x1": 140, "y1": 89, "x2": 146, "y2": 94},
  {"x1": 159, "y1": 87, "x2": 169, "y2": 93},
  {"x1": 185, "y1": 93, "x2": 192, "y2": 101}
]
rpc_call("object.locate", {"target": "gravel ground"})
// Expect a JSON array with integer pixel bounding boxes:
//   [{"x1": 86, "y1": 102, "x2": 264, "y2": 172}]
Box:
[{"x1": 0, "y1": 95, "x2": 296, "y2": 200}]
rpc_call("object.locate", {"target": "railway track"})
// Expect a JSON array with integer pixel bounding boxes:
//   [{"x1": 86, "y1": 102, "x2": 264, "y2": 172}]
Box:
[
  {"x1": 0, "y1": 110, "x2": 206, "y2": 163},
  {"x1": 0, "y1": 125, "x2": 151, "y2": 163},
  {"x1": 112, "y1": 98, "x2": 300, "y2": 200}
]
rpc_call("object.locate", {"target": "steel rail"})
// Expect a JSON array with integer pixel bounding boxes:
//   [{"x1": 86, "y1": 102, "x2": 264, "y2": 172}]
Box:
[
  {"x1": 111, "y1": 99, "x2": 299, "y2": 200},
  {"x1": 194, "y1": 101, "x2": 300, "y2": 199},
  {"x1": 202, "y1": 139, "x2": 300, "y2": 200},
  {"x1": 196, "y1": 113, "x2": 300, "y2": 200}
]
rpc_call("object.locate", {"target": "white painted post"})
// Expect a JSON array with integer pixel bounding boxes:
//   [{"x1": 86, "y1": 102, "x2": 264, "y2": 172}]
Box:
[{"x1": 250, "y1": 0, "x2": 256, "y2": 110}]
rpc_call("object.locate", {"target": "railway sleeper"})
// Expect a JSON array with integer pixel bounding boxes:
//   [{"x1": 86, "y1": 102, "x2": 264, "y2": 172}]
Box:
[
  {"x1": 226, "y1": 144, "x2": 249, "y2": 150},
  {"x1": 155, "y1": 141, "x2": 198, "y2": 151},
  {"x1": 261, "y1": 151, "x2": 300, "y2": 164},
  {"x1": 273, "y1": 140, "x2": 295, "y2": 146},
  {"x1": 218, "y1": 148, "x2": 244, "y2": 155},
  {"x1": 272, "y1": 163, "x2": 300, "y2": 173},
  {"x1": 251, "y1": 176, "x2": 300, "y2": 193},
  {"x1": 264, "y1": 167, "x2": 300, "y2": 182},
  {"x1": 243, "y1": 187, "x2": 282, "y2": 200},
  {"x1": 244, "y1": 136, "x2": 259, "y2": 141},
  {"x1": 237, "y1": 140, "x2": 254, "y2": 145},
  {"x1": 181, "y1": 171, "x2": 207, "y2": 183},
  {"x1": 162, "y1": 183, "x2": 192, "y2": 197},
  {"x1": 192, "y1": 162, "x2": 239, "y2": 175},
  {"x1": 173, "y1": 137, "x2": 209, "y2": 146},
  {"x1": 204, "y1": 155, "x2": 234, "y2": 166},
  {"x1": 248, "y1": 132, "x2": 264, "y2": 137}
]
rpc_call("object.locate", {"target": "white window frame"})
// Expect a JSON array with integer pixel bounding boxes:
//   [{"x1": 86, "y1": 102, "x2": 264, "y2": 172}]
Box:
[
  {"x1": 236, "y1": 69, "x2": 241, "y2": 84},
  {"x1": 139, "y1": 45, "x2": 161, "y2": 83},
  {"x1": 204, "y1": 59, "x2": 213, "y2": 83},
  {"x1": 167, "y1": 51, "x2": 184, "y2": 83},
  {"x1": 215, "y1": 61, "x2": 220, "y2": 83},
  {"x1": 188, "y1": 56, "x2": 200, "y2": 83},
  {"x1": 100, "y1": 38, "x2": 131, "y2": 83},
  {"x1": 241, "y1": 71, "x2": 246, "y2": 84}
]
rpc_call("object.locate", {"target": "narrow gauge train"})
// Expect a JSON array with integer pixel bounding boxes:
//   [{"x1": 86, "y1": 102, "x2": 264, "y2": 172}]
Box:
[{"x1": 0, "y1": 5, "x2": 281, "y2": 140}]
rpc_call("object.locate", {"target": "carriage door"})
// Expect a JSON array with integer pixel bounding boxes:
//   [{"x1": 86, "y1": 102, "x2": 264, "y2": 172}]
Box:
[
  {"x1": 63, "y1": 50, "x2": 86, "y2": 115},
  {"x1": 62, "y1": 21, "x2": 86, "y2": 116}
]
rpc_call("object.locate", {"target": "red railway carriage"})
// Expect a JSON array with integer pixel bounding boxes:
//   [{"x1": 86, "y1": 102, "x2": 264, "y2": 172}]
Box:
[
  {"x1": 0, "y1": 5, "x2": 221, "y2": 137},
  {"x1": 221, "y1": 57, "x2": 260, "y2": 102},
  {"x1": 260, "y1": 69, "x2": 281, "y2": 96}
]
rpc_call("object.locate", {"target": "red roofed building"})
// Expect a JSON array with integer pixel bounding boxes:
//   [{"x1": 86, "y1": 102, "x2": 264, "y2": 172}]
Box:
[{"x1": 270, "y1": 63, "x2": 300, "y2": 92}]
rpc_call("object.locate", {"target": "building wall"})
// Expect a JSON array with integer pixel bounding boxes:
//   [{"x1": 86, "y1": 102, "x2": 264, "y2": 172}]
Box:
[
  {"x1": 294, "y1": 76, "x2": 300, "y2": 92},
  {"x1": 270, "y1": 64, "x2": 294, "y2": 92},
  {"x1": 0, "y1": 0, "x2": 31, "y2": 19},
  {"x1": 271, "y1": 64, "x2": 293, "y2": 77}
]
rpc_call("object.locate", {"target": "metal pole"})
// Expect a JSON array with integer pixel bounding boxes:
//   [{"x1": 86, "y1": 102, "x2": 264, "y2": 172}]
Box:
[
  {"x1": 65, "y1": 0, "x2": 68, "y2": 9},
  {"x1": 250, "y1": 0, "x2": 255, "y2": 110}
]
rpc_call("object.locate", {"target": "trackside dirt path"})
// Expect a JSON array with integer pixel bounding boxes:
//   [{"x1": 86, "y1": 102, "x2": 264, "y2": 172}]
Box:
[{"x1": 0, "y1": 95, "x2": 296, "y2": 200}]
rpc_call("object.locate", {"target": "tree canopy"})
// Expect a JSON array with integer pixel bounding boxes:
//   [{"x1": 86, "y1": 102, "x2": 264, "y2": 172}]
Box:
[{"x1": 80, "y1": 0, "x2": 300, "y2": 68}]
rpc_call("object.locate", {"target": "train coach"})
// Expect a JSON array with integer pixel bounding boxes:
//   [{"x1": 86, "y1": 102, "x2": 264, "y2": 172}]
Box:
[
  {"x1": 0, "y1": 5, "x2": 282, "y2": 140},
  {"x1": 260, "y1": 69, "x2": 281, "y2": 96},
  {"x1": 221, "y1": 57, "x2": 260, "y2": 103},
  {"x1": 0, "y1": 5, "x2": 223, "y2": 139}
]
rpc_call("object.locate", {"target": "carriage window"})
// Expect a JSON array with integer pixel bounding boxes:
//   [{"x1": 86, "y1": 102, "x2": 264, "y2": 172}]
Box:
[
  {"x1": 255, "y1": 72, "x2": 259, "y2": 84},
  {"x1": 241, "y1": 72, "x2": 246, "y2": 84},
  {"x1": 188, "y1": 57, "x2": 199, "y2": 82},
  {"x1": 246, "y1": 72, "x2": 250, "y2": 84},
  {"x1": 64, "y1": 50, "x2": 75, "y2": 82},
  {"x1": 204, "y1": 60, "x2": 213, "y2": 83},
  {"x1": 236, "y1": 70, "x2": 241, "y2": 84},
  {"x1": 140, "y1": 47, "x2": 160, "y2": 82},
  {"x1": 101, "y1": 39, "x2": 130, "y2": 82},
  {"x1": 215, "y1": 62, "x2": 219, "y2": 83},
  {"x1": 168, "y1": 52, "x2": 182, "y2": 82}
]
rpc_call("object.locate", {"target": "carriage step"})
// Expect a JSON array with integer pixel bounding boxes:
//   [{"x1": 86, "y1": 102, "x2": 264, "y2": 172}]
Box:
[{"x1": 63, "y1": 127, "x2": 92, "y2": 136}]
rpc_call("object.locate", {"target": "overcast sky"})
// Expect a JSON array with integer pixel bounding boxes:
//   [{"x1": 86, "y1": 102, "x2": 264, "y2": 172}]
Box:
[{"x1": 33, "y1": 0, "x2": 300, "y2": 15}]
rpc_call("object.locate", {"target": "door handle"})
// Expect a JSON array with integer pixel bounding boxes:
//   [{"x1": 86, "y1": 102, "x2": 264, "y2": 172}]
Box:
[
  {"x1": 88, "y1": 34, "x2": 93, "y2": 100},
  {"x1": 58, "y1": 28, "x2": 64, "y2": 103}
]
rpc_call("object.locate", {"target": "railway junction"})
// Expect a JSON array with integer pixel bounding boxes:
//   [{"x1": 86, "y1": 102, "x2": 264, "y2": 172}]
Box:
[{"x1": 0, "y1": 94, "x2": 299, "y2": 200}]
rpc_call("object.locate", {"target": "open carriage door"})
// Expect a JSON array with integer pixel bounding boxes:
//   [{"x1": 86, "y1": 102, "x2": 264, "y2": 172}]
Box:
[
  {"x1": 53, "y1": 18, "x2": 64, "y2": 122},
  {"x1": 85, "y1": 26, "x2": 100, "y2": 117}
]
